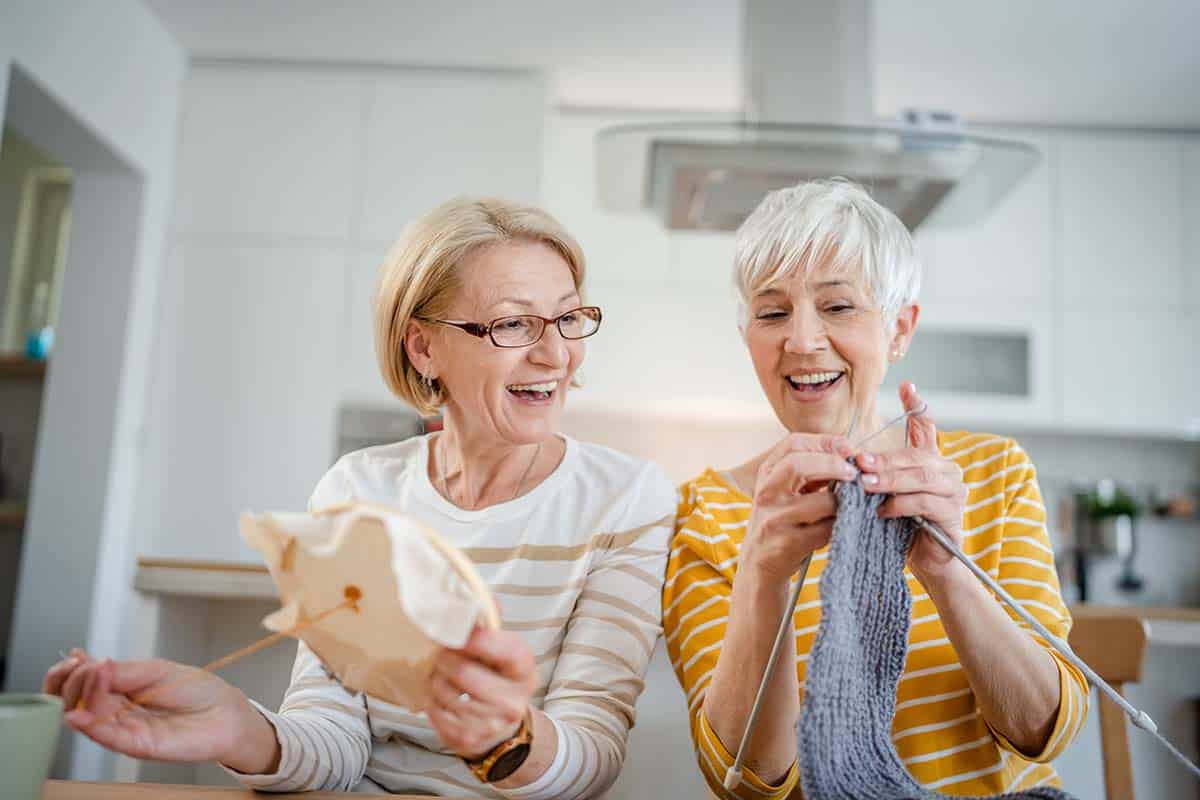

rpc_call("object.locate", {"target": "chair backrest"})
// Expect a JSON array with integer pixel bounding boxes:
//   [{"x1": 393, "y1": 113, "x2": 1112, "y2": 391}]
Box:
[{"x1": 1068, "y1": 609, "x2": 1150, "y2": 800}]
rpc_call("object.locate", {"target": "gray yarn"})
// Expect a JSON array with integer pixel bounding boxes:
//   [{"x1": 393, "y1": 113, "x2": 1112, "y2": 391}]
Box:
[{"x1": 795, "y1": 477, "x2": 1075, "y2": 800}]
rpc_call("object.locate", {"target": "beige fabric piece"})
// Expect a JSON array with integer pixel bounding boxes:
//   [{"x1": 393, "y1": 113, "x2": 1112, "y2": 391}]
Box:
[{"x1": 240, "y1": 502, "x2": 498, "y2": 711}]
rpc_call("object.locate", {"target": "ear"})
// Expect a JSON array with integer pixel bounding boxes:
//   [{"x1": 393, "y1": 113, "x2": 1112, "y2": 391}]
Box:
[
  {"x1": 887, "y1": 303, "x2": 920, "y2": 362},
  {"x1": 404, "y1": 319, "x2": 436, "y2": 379}
]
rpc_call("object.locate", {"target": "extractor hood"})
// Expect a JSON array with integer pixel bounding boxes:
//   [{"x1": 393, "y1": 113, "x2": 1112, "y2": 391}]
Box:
[{"x1": 596, "y1": 1, "x2": 1039, "y2": 232}]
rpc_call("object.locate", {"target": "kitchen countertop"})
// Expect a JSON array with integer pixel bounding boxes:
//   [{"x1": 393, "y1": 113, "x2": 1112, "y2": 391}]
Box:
[{"x1": 134, "y1": 558, "x2": 1200, "y2": 646}]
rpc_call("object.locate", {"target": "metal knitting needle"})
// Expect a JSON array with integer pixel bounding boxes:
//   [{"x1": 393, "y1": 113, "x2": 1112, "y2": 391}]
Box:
[{"x1": 912, "y1": 513, "x2": 1200, "y2": 779}]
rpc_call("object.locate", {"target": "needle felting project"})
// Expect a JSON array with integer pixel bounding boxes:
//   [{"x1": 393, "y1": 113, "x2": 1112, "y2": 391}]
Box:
[
  {"x1": 795, "y1": 477, "x2": 1074, "y2": 800},
  {"x1": 239, "y1": 502, "x2": 499, "y2": 710}
]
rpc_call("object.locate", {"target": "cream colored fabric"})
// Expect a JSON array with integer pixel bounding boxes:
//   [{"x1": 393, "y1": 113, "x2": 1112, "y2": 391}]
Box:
[{"x1": 241, "y1": 504, "x2": 497, "y2": 711}]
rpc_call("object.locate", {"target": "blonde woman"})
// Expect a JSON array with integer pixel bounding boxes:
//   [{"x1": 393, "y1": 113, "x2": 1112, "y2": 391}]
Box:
[
  {"x1": 45, "y1": 198, "x2": 675, "y2": 798},
  {"x1": 664, "y1": 180, "x2": 1087, "y2": 798}
]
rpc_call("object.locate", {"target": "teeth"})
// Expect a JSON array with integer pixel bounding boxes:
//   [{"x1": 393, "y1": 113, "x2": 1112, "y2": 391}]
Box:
[
  {"x1": 509, "y1": 380, "x2": 558, "y2": 392},
  {"x1": 788, "y1": 371, "x2": 842, "y2": 385}
]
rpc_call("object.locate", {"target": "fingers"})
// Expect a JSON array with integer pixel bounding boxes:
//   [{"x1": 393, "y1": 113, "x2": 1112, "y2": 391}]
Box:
[
  {"x1": 434, "y1": 650, "x2": 528, "y2": 723},
  {"x1": 105, "y1": 658, "x2": 175, "y2": 696},
  {"x1": 61, "y1": 658, "x2": 94, "y2": 711},
  {"x1": 758, "y1": 451, "x2": 858, "y2": 500},
  {"x1": 44, "y1": 651, "x2": 89, "y2": 695},
  {"x1": 458, "y1": 628, "x2": 535, "y2": 683},
  {"x1": 900, "y1": 382, "x2": 938, "y2": 453},
  {"x1": 760, "y1": 433, "x2": 855, "y2": 478},
  {"x1": 861, "y1": 463, "x2": 962, "y2": 497}
]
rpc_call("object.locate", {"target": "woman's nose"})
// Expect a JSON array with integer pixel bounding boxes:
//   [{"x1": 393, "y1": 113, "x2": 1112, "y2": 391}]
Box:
[
  {"x1": 529, "y1": 323, "x2": 571, "y2": 367},
  {"x1": 784, "y1": 308, "x2": 828, "y2": 354}
]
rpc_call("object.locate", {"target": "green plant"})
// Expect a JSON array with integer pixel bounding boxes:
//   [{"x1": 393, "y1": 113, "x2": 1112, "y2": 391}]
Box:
[{"x1": 1087, "y1": 487, "x2": 1141, "y2": 519}]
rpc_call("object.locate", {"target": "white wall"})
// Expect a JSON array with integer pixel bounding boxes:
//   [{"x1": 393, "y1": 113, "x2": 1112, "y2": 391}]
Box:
[{"x1": 0, "y1": 0, "x2": 186, "y2": 781}]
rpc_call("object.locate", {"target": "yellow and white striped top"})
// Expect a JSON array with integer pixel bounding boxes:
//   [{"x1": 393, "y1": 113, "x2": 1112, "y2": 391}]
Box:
[{"x1": 663, "y1": 431, "x2": 1088, "y2": 798}]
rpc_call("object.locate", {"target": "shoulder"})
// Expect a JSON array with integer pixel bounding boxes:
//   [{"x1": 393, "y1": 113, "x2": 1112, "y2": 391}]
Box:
[
  {"x1": 939, "y1": 430, "x2": 1032, "y2": 480},
  {"x1": 569, "y1": 438, "x2": 677, "y2": 509},
  {"x1": 672, "y1": 469, "x2": 750, "y2": 569},
  {"x1": 308, "y1": 435, "x2": 429, "y2": 510}
]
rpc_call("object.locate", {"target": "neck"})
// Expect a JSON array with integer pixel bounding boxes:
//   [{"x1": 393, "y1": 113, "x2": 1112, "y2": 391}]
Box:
[{"x1": 433, "y1": 412, "x2": 552, "y2": 510}]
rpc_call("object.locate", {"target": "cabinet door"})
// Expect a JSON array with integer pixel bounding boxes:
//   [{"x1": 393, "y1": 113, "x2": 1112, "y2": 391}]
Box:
[
  {"x1": 1183, "y1": 139, "x2": 1200, "y2": 309},
  {"x1": 360, "y1": 70, "x2": 544, "y2": 245},
  {"x1": 1061, "y1": 311, "x2": 1200, "y2": 436},
  {"x1": 879, "y1": 301, "x2": 1056, "y2": 429},
  {"x1": 922, "y1": 127, "x2": 1054, "y2": 308},
  {"x1": 1058, "y1": 132, "x2": 1183, "y2": 308}
]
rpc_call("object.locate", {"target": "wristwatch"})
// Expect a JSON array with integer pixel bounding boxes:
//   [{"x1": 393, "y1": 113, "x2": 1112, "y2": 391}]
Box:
[{"x1": 464, "y1": 709, "x2": 534, "y2": 783}]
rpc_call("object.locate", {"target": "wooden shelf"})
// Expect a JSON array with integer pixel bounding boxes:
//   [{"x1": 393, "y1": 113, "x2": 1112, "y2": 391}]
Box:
[
  {"x1": 0, "y1": 354, "x2": 47, "y2": 380},
  {"x1": 0, "y1": 501, "x2": 27, "y2": 527},
  {"x1": 134, "y1": 557, "x2": 275, "y2": 599}
]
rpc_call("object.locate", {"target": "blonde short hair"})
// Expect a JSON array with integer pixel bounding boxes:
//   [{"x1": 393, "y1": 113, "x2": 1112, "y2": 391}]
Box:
[
  {"x1": 375, "y1": 197, "x2": 586, "y2": 415},
  {"x1": 733, "y1": 178, "x2": 921, "y2": 331}
]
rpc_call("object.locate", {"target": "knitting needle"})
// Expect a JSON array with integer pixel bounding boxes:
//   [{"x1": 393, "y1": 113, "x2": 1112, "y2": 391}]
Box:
[{"x1": 912, "y1": 514, "x2": 1200, "y2": 778}]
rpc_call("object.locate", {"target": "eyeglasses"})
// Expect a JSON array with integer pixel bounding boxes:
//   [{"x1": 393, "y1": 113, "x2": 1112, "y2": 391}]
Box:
[{"x1": 420, "y1": 306, "x2": 602, "y2": 348}]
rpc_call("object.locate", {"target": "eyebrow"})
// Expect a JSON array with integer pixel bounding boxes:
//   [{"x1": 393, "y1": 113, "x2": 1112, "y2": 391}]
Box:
[
  {"x1": 809, "y1": 280, "x2": 852, "y2": 290},
  {"x1": 494, "y1": 291, "x2": 579, "y2": 310}
]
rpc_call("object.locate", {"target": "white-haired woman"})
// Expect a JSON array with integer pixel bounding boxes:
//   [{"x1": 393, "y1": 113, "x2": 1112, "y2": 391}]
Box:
[
  {"x1": 45, "y1": 198, "x2": 675, "y2": 798},
  {"x1": 663, "y1": 179, "x2": 1088, "y2": 798}
]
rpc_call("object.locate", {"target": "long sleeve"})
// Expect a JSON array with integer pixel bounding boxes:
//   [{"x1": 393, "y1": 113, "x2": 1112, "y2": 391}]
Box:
[
  {"x1": 510, "y1": 477, "x2": 673, "y2": 800},
  {"x1": 981, "y1": 442, "x2": 1089, "y2": 762},
  {"x1": 223, "y1": 642, "x2": 372, "y2": 791}
]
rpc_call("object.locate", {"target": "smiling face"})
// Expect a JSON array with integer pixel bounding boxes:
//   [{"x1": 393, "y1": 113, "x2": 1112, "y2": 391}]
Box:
[
  {"x1": 744, "y1": 260, "x2": 916, "y2": 437},
  {"x1": 422, "y1": 240, "x2": 585, "y2": 446}
]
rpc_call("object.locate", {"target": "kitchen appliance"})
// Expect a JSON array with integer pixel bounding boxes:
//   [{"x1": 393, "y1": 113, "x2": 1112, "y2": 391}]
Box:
[{"x1": 596, "y1": 0, "x2": 1039, "y2": 232}]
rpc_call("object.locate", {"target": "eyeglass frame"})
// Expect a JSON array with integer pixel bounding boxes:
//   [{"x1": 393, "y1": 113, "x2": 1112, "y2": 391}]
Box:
[{"x1": 417, "y1": 305, "x2": 603, "y2": 348}]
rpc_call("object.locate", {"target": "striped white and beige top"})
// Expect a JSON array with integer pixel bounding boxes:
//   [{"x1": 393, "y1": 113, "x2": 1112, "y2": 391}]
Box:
[{"x1": 227, "y1": 434, "x2": 675, "y2": 798}]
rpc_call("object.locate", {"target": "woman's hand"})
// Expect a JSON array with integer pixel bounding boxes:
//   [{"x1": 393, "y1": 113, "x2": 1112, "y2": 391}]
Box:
[
  {"x1": 428, "y1": 626, "x2": 538, "y2": 760},
  {"x1": 741, "y1": 433, "x2": 860, "y2": 587},
  {"x1": 42, "y1": 649, "x2": 279, "y2": 774},
  {"x1": 855, "y1": 382, "x2": 968, "y2": 583}
]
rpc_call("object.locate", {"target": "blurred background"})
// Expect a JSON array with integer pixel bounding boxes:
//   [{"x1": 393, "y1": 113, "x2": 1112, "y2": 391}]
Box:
[{"x1": 0, "y1": 1, "x2": 1197, "y2": 797}]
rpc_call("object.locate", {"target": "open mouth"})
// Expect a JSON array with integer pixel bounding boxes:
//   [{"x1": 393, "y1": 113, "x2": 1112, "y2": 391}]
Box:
[
  {"x1": 507, "y1": 380, "x2": 559, "y2": 402},
  {"x1": 785, "y1": 370, "x2": 846, "y2": 394}
]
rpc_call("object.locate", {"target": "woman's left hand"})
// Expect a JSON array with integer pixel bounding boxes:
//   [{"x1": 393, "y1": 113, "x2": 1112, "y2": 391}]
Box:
[
  {"x1": 428, "y1": 626, "x2": 537, "y2": 760},
  {"x1": 856, "y1": 382, "x2": 968, "y2": 583}
]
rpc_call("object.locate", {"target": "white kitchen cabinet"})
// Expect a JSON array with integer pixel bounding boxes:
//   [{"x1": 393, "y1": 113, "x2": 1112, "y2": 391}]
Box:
[
  {"x1": 1183, "y1": 139, "x2": 1200, "y2": 309},
  {"x1": 1058, "y1": 131, "x2": 1184, "y2": 308},
  {"x1": 174, "y1": 66, "x2": 364, "y2": 239},
  {"x1": 340, "y1": 243, "x2": 398, "y2": 407},
  {"x1": 879, "y1": 301, "x2": 1057, "y2": 429},
  {"x1": 138, "y1": 243, "x2": 346, "y2": 562},
  {"x1": 359, "y1": 70, "x2": 544, "y2": 245},
  {"x1": 922, "y1": 127, "x2": 1054, "y2": 307},
  {"x1": 1060, "y1": 310, "x2": 1200, "y2": 436},
  {"x1": 540, "y1": 109, "x2": 673, "y2": 286}
]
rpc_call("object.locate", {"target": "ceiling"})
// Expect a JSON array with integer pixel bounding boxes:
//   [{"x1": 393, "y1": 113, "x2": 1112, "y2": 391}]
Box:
[{"x1": 144, "y1": 0, "x2": 1200, "y2": 127}]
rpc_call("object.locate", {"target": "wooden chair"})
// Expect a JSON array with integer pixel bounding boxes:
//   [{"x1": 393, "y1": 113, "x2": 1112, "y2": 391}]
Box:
[{"x1": 1068, "y1": 608, "x2": 1150, "y2": 800}]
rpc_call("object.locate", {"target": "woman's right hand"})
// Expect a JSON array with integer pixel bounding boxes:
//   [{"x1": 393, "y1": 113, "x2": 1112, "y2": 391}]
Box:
[
  {"x1": 43, "y1": 649, "x2": 280, "y2": 774},
  {"x1": 741, "y1": 433, "x2": 858, "y2": 586}
]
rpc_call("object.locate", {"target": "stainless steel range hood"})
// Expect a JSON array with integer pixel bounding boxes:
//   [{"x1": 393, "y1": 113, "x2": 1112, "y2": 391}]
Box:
[{"x1": 596, "y1": 1, "x2": 1039, "y2": 231}]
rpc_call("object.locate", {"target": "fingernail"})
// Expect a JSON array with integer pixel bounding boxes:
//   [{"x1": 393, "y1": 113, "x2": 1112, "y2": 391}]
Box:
[
  {"x1": 861, "y1": 453, "x2": 876, "y2": 465},
  {"x1": 862, "y1": 474, "x2": 879, "y2": 486},
  {"x1": 910, "y1": 383, "x2": 918, "y2": 395}
]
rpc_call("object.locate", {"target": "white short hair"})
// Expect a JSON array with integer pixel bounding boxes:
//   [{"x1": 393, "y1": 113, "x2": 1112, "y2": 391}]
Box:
[{"x1": 733, "y1": 178, "x2": 921, "y2": 331}]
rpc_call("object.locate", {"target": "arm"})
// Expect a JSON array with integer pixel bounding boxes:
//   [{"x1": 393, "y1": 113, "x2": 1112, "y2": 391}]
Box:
[
  {"x1": 933, "y1": 446, "x2": 1087, "y2": 759},
  {"x1": 664, "y1": 439, "x2": 857, "y2": 800},
  {"x1": 222, "y1": 642, "x2": 372, "y2": 792},
  {"x1": 860, "y1": 384, "x2": 1086, "y2": 758},
  {"x1": 521, "y1": 505, "x2": 673, "y2": 799}
]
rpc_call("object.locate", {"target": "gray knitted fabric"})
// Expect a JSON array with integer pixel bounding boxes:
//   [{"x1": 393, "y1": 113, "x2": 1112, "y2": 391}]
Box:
[{"x1": 795, "y1": 477, "x2": 1074, "y2": 800}]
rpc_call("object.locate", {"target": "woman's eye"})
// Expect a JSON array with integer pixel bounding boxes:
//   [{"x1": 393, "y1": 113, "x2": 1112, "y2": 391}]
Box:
[
  {"x1": 825, "y1": 304, "x2": 855, "y2": 314},
  {"x1": 755, "y1": 310, "x2": 788, "y2": 320},
  {"x1": 497, "y1": 319, "x2": 526, "y2": 331}
]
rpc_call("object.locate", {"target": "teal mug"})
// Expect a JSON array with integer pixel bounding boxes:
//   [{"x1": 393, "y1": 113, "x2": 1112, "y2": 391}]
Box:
[{"x1": 0, "y1": 693, "x2": 63, "y2": 799}]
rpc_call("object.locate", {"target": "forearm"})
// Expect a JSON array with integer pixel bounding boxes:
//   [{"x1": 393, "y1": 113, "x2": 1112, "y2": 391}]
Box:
[
  {"x1": 703, "y1": 566, "x2": 799, "y2": 784},
  {"x1": 494, "y1": 708, "x2": 558, "y2": 790},
  {"x1": 922, "y1": 560, "x2": 1060, "y2": 753},
  {"x1": 220, "y1": 694, "x2": 281, "y2": 775}
]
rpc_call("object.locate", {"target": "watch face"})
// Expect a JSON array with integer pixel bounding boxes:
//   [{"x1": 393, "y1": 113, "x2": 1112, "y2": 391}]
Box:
[{"x1": 487, "y1": 741, "x2": 532, "y2": 782}]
